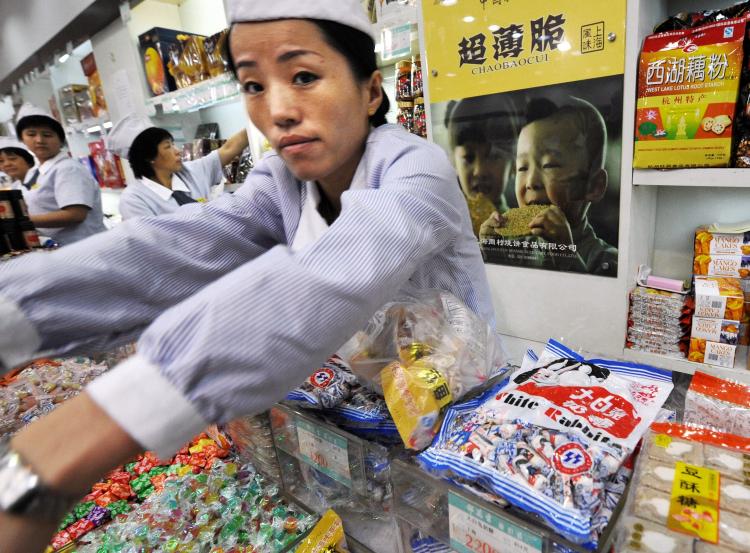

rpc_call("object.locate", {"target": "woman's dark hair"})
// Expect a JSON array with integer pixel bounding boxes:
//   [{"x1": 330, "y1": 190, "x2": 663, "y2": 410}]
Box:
[
  {"x1": 128, "y1": 127, "x2": 173, "y2": 179},
  {"x1": 0, "y1": 147, "x2": 34, "y2": 167},
  {"x1": 226, "y1": 19, "x2": 389, "y2": 127}
]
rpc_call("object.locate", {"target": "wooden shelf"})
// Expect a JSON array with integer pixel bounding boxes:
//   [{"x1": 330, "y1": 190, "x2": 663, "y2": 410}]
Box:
[
  {"x1": 633, "y1": 168, "x2": 750, "y2": 188},
  {"x1": 622, "y1": 346, "x2": 750, "y2": 384}
]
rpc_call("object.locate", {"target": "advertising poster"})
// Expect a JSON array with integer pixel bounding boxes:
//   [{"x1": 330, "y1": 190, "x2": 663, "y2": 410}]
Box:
[{"x1": 423, "y1": 0, "x2": 626, "y2": 277}]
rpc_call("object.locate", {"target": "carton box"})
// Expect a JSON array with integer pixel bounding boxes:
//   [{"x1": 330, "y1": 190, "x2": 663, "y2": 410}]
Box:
[
  {"x1": 693, "y1": 276, "x2": 744, "y2": 320},
  {"x1": 138, "y1": 27, "x2": 182, "y2": 96},
  {"x1": 688, "y1": 337, "x2": 737, "y2": 367},
  {"x1": 693, "y1": 254, "x2": 750, "y2": 278},
  {"x1": 691, "y1": 316, "x2": 740, "y2": 345},
  {"x1": 695, "y1": 227, "x2": 750, "y2": 256}
]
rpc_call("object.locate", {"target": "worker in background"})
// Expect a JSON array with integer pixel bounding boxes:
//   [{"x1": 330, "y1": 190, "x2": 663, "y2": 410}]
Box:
[
  {"x1": 108, "y1": 115, "x2": 249, "y2": 219},
  {"x1": 0, "y1": 137, "x2": 35, "y2": 190},
  {"x1": 15, "y1": 103, "x2": 106, "y2": 245}
]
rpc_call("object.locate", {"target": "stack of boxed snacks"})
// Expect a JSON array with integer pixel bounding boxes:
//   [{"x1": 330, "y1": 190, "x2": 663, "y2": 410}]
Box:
[
  {"x1": 627, "y1": 286, "x2": 693, "y2": 358},
  {"x1": 692, "y1": 225, "x2": 750, "y2": 367},
  {"x1": 617, "y1": 373, "x2": 750, "y2": 553},
  {"x1": 618, "y1": 424, "x2": 750, "y2": 553}
]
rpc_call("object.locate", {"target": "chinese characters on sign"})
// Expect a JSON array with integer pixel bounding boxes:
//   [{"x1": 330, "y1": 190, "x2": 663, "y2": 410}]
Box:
[
  {"x1": 459, "y1": 13, "x2": 567, "y2": 66},
  {"x1": 645, "y1": 54, "x2": 728, "y2": 86},
  {"x1": 667, "y1": 462, "x2": 720, "y2": 543}
]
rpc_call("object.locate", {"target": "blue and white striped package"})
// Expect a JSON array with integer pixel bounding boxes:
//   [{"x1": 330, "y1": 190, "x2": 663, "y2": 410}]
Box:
[
  {"x1": 418, "y1": 339, "x2": 673, "y2": 547},
  {"x1": 285, "y1": 356, "x2": 399, "y2": 441},
  {"x1": 409, "y1": 529, "x2": 452, "y2": 553}
]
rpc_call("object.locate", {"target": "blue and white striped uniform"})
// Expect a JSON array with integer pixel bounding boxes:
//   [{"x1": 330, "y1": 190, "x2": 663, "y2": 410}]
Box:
[{"x1": 0, "y1": 124, "x2": 495, "y2": 457}]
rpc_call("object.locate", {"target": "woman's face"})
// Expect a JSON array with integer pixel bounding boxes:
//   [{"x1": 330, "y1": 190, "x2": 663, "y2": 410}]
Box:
[
  {"x1": 0, "y1": 151, "x2": 32, "y2": 181},
  {"x1": 230, "y1": 19, "x2": 382, "y2": 190},
  {"x1": 21, "y1": 126, "x2": 62, "y2": 162},
  {"x1": 151, "y1": 139, "x2": 183, "y2": 176}
]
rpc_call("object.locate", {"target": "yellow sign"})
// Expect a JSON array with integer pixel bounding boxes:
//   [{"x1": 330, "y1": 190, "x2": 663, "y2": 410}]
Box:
[
  {"x1": 667, "y1": 462, "x2": 721, "y2": 543},
  {"x1": 422, "y1": 0, "x2": 627, "y2": 103}
]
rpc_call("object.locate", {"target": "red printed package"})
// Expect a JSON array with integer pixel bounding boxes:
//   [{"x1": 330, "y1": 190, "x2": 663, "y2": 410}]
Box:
[
  {"x1": 88, "y1": 139, "x2": 125, "y2": 188},
  {"x1": 684, "y1": 371, "x2": 750, "y2": 436}
]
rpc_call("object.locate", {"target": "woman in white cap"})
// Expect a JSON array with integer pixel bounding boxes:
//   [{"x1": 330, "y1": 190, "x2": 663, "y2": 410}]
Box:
[
  {"x1": 109, "y1": 115, "x2": 249, "y2": 219},
  {"x1": 0, "y1": 1, "x2": 494, "y2": 547},
  {"x1": 15, "y1": 103, "x2": 107, "y2": 245},
  {"x1": 0, "y1": 138, "x2": 35, "y2": 190}
]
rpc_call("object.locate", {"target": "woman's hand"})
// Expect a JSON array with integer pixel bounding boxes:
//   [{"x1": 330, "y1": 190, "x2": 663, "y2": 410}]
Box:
[
  {"x1": 217, "y1": 129, "x2": 250, "y2": 166},
  {"x1": 0, "y1": 392, "x2": 142, "y2": 552}
]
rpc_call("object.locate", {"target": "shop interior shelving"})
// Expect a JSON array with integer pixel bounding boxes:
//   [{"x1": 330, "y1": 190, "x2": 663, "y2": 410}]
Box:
[
  {"x1": 144, "y1": 72, "x2": 241, "y2": 115},
  {"x1": 65, "y1": 114, "x2": 112, "y2": 135},
  {"x1": 633, "y1": 168, "x2": 750, "y2": 187}
]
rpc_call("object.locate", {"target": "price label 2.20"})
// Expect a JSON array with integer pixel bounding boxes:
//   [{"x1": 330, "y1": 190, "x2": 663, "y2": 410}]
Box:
[
  {"x1": 448, "y1": 492, "x2": 543, "y2": 553},
  {"x1": 296, "y1": 417, "x2": 352, "y2": 487}
]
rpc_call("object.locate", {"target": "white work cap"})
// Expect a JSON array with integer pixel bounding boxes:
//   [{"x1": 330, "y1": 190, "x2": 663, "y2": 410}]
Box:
[
  {"x1": 15, "y1": 102, "x2": 52, "y2": 124},
  {"x1": 15, "y1": 102, "x2": 66, "y2": 142},
  {"x1": 106, "y1": 114, "x2": 153, "y2": 158},
  {"x1": 0, "y1": 137, "x2": 31, "y2": 152},
  {"x1": 0, "y1": 137, "x2": 35, "y2": 165},
  {"x1": 225, "y1": 0, "x2": 375, "y2": 40}
]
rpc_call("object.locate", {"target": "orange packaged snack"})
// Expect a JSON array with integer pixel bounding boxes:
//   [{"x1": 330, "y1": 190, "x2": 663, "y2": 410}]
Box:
[
  {"x1": 693, "y1": 276, "x2": 744, "y2": 320},
  {"x1": 693, "y1": 254, "x2": 750, "y2": 278},
  {"x1": 695, "y1": 226, "x2": 750, "y2": 255},
  {"x1": 634, "y1": 18, "x2": 746, "y2": 168},
  {"x1": 688, "y1": 336, "x2": 737, "y2": 367}
]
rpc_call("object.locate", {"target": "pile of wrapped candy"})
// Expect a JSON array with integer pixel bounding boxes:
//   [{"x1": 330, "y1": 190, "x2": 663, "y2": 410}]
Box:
[
  {"x1": 0, "y1": 357, "x2": 107, "y2": 437},
  {"x1": 626, "y1": 286, "x2": 693, "y2": 358},
  {"x1": 74, "y1": 460, "x2": 316, "y2": 553},
  {"x1": 418, "y1": 339, "x2": 673, "y2": 547},
  {"x1": 50, "y1": 433, "x2": 230, "y2": 551},
  {"x1": 226, "y1": 412, "x2": 282, "y2": 481}
]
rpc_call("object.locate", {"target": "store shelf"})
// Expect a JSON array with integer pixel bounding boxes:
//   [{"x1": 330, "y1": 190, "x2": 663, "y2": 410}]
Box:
[
  {"x1": 65, "y1": 115, "x2": 112, "y2": 135},
  {"x1": 144, "y1": 72, "x2": 241, "y2": 115},
  {"x1": 633, "y1": 168, "x2": 750, "y2": 188},
  {"x1": 622, "y1": 346, "x2": 750, "y2": 383}
]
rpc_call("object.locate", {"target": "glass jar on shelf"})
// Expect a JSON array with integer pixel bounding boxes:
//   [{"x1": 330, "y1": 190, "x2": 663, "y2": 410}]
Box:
[
  {"x1": 412, "y1": 97, "x2": 426, "y2": 138},
  {"x1": 411, "y1": 54, "x2": 423, "y2": 99},
  {"x1": 395, "y1": 60, "x2": 413, "y2": 101},
  {"x1": 397, "y1": 101, "x2": 414, "y2": 133}
]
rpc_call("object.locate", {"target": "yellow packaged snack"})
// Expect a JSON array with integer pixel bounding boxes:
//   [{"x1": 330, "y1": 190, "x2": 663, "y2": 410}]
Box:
[
  {"x1": 381, "y1": 357, "x2": 452, "y2": 451},
  {"x1": 634, "y1": 18, "x2": 746, "y2": 168},
  {"x1": 295, "y1": 509, "x2": 348, "y2": 553}
]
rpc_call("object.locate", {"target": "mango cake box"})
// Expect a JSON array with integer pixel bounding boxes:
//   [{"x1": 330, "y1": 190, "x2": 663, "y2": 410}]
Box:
[
  {"x1": 693, "y1": 276, "x2": 744, "y2": 320},
  {"x1": 695, "y1": 227, "x2": 750, "y2": 256}
]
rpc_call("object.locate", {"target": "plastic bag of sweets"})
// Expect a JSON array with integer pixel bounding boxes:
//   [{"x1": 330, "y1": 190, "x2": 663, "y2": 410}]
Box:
[
  {"x1": 341, "y1": 289, "x2": 505, "y2": 399},
  {"x1": 684, "y1": 372, "x2": 750, "y2": 437},
  {"x1": 418, "y1": 339, "x2": 673, "y2": 546},
  {"x1": 634, "y1": 17, "x2": 746, "y2": 169}
]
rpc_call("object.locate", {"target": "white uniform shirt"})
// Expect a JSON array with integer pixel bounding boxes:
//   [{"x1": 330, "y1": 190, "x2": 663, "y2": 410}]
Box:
[
  {"x1": 25, "y1": 152, "x2": 106, "y2": 244},
  {"x1": 118, "y1": 152, "x2": 223, "y2": 220}
]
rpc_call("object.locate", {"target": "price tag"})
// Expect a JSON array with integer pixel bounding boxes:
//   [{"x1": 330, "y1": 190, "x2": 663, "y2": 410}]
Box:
[
  {"x1": 296, "y1": 417, "x2": 352, "y2": 487},
  {"x1": 382, "y1": 23, "x2": 412, "y2": 60},
  {"x1": 448, "y1": 492, "x2": 543, "y2": 553}
]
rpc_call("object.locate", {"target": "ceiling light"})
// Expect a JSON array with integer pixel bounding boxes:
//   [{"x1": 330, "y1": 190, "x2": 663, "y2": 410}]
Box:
[
  {"x1": 58, "y1": 53, "x2": 70, "y2": 64},
  {"x1": 463, "y1": 16, "x2": 475, "y2": 23}
]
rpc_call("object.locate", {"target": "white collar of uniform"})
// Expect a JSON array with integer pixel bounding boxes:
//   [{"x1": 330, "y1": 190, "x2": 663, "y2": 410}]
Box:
[
  {"x1": 305, "y1": 147, "x2": 368, "y2": 208},
  {"x1": 38, "y1": 151, "x2": 68, "y2": 175},
  {"x1": 141, "y1": 174, "x2": 190, "y2": 201}
]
